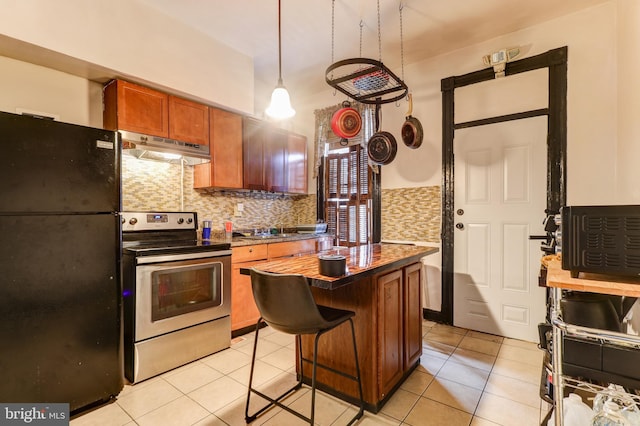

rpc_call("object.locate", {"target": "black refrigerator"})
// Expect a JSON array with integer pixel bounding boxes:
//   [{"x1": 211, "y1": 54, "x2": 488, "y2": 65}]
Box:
[{"x1": 0, "y1": 111, "x2": 123, "y2": 412}]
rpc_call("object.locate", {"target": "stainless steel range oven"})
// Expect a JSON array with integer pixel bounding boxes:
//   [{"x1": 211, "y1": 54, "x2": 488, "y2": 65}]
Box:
[{"x1": 121, "y1": 211, "x2": 231, "y2": 383}]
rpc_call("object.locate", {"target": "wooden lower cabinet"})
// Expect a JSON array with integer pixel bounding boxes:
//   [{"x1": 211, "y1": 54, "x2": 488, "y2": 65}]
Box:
[
  {"x1": 231, "y1": 245, "x2": 268, "y2": 332},
  {"x1": 267, "y1": 239, "x2": 316, "y2": 259},
  {"x1": 377, "y1": 269, "x2": 404, "y2": 399},
  {"x1": 403, "y1": 262, "x2": 423, "y2": 369},
  {"x1": 231, "y1": 260, "x2": 264, "y2": 331},
  {"x1": 231, "y1": 239, "x2": 320, "y2": 333},
  {"x1": 303, "y1": 262, "x2": 423, "y2": 411}
]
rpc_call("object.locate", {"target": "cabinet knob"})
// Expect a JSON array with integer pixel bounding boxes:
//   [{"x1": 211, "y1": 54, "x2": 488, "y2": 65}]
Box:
[{"x1": 455, "y1": 222, "x2": 464, "y2": 230}]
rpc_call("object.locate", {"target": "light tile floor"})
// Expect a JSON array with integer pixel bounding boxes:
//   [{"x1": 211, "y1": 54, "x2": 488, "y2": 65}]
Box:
[{"x1": 70, "y1": 321, "x2": 550, "y2": 425}]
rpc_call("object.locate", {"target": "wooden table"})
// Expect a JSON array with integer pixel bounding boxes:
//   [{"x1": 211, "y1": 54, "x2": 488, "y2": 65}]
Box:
[
  {"x1": 546, "y1": 259, "x2": 640, "y2": 296},
  {"x1": 242, "y1": 243, "x2": 438, "y2": 412},
  {"x1": 545, "y1": 260, "x2": 640, "y2": 425}
]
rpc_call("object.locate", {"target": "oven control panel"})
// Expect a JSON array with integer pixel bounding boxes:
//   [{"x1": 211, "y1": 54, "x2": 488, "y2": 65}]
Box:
[{"x1": 121, "y1": 212, "x2": 197, "y2": 232}]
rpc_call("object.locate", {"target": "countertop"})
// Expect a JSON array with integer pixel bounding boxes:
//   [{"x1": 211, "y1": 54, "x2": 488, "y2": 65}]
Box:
[
  {"x1": 546, "y1": 259, "x2": 640, "y2": 297},
  {"x1": 240, "y1": 243, "x2": 439, "y2": 290},
  {"x1": 204, "y1": 233, "x2": 333, "y2": 248}
]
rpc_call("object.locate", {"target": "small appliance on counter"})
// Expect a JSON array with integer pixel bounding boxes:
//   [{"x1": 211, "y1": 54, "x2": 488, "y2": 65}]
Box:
[
  {"x1": 318, "y1": 254, "x2": 346, "y2": 277},
  {"x1": 560, "y1": 205, "x2": 640, "y2": 278},
  {"x1": 296, "y1": 223, "x2": 328, "y2": 234}
]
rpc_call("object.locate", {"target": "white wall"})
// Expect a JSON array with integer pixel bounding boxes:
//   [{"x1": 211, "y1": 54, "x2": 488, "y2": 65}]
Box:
[
  {"x1": 616, "y1": 0, "x2": 640, "y2": 203},
  {"x1": 0, "y1": 56, "x2": 103, "y2": 127},
  {"x1": 297, "y1": 1, "x2": 638, "y2": 206},
  {"x1": 0, "y1": 0, "x2": 254, "y2": 114},
  {"x1": 1, "y1": 0, "x2": 637, "y2": 207}
]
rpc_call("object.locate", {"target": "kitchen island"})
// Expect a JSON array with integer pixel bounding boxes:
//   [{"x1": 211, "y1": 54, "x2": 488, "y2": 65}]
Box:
[{"x1": 241, "y1": 243, "x2": 438, "y2": 412}]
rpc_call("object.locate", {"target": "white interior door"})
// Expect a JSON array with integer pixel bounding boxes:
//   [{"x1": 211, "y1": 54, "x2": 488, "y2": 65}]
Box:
[{"x1": 453, "y1": 116, "x2": 547, "y2": 342}]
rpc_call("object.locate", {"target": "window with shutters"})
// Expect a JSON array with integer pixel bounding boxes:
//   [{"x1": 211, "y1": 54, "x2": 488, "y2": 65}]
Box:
[{"x1": 325, "y1": 144, "x2": 372, "y2": 247}]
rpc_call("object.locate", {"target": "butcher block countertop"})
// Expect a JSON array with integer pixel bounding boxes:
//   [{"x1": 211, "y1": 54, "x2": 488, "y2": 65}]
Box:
[
  {"x1": 240, "y1": 243, "x2": 438, "y2": 290},
  {"x1": 546, "y1": 259, "x2": 640, "y2": 297}
]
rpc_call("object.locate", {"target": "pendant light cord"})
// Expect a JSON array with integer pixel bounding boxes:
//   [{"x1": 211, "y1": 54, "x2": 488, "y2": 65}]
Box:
[
  {"x1": 377, "y1": 0, "x2": 382, "y2": 62},
  {"x1": 277, "y1": 0, "x2": 283, "y2": 84},
  {"x1": 399, "y1": 1, "x2": 405, "y2": 83}
]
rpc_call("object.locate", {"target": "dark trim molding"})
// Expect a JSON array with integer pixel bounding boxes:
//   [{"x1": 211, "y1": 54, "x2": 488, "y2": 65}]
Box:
[
  {"x1": 439, "y1": 46, "x2": 568, "y2": 325},
  {"x1": 372, "y1": 169, "x2": 382, "y2": 243}
]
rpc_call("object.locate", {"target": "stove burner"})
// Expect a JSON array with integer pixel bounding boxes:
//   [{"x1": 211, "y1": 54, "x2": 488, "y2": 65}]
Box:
[{"x1": 121, "y1": 211, "x2": 230, "y2": 256}]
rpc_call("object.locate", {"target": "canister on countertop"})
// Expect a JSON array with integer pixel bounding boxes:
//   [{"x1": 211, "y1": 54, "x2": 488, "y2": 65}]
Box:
[
  {"x1": 318, "y1": 254, "x2": 346, "y2": 277},
  {"x1": 202, "y1": 220, "x2": 211, "y2": 240},
  {"x1": 224, "y1": 220, "x2": 233, "y2": 240}
]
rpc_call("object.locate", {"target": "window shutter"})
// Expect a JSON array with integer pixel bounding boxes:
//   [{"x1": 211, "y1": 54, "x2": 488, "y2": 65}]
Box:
[{"x1": 325, "y1": 144, "x2": 372, "y2": 247}]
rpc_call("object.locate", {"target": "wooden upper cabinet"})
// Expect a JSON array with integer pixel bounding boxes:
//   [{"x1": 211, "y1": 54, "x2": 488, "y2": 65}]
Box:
[
  {"x1": 103, "y1": 80, "x2": 169, "y2": 137},
  {"x1": 194, "y1": 108, "x2": 243, "y2": 189},
  {"x1": 242, "y1": 117, "x2": 267, "y2": 191},
  {"x1": 287, "y1": 133, "x2": 308, "y2": 194},
  {"x1": 241, "y1": 118, "x2": 307, "y2": 194},
  {"x1": 266, "y1": 129, "x2": 288, "y2": 193},
  {"x1": 168, "y1": 96, "x2": 209, "y2": 146}
]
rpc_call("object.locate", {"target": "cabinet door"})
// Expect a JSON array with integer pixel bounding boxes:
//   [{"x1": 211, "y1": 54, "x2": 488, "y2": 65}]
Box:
[
  {"x1": 268, "y1": 239, "x2": 316, "y2": 259},
  {"x1": 266, "y1": 129, "x2": 288, "y2": 192},
  {"x1": 243, "y1": 117, "x2": 266, "y2": 190},
  {"x1": 287, "y1": 133, "x2": 308, "y2": 194},
  {"x1": 104, "y1": 80, "x2": 169, "y2": 137},
  {"x1": 231, "y1": 260, "x2": 265, "y2": 332},
  {"x1": 168, "y1": 96, "x2": 209, "y2": 146},
  {"x1": 403, "y1": 262, "x2": 423, "y2": 369},
  {"x1": 195, "y1": 108, "x2": 243, "y2": 189},
  {"x1": 377, "y1": 269, "x2": 404, "y2": 399}
]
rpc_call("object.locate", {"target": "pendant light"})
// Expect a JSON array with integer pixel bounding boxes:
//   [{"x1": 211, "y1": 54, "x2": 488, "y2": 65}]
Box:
[{"x1": 265, "y1": 0, "x2": 295, "y2": 119}]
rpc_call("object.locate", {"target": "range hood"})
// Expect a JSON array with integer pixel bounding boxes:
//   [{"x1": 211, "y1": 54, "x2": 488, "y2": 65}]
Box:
[{"x1": 120, "y1": 130, "x2": 210, "y2": 165}]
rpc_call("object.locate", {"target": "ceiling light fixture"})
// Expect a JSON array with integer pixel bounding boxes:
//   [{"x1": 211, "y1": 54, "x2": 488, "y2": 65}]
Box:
[
  {"x1": 265, "y1": 0, "x2": 295, "y2": 119},
  {"x1": 482, "y1": 47, "x2": 521, "y2": 78}
]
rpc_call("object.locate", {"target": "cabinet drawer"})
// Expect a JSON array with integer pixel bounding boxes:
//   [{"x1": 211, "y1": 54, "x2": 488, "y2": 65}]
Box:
[
  {"x1": 268, "y1": 239, "x2": 316, "y2": 259},
  {"x1": 232, "y1": 245, "x2": 268, "y2": 263}
]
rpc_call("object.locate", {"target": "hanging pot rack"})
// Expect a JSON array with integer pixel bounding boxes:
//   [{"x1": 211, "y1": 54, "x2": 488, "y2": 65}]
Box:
[
  {"x1": 325, "y1": 58, "x2": 407, "y2": 105},
  {"x1": 325, "y1": 0, "x2": 408, "y2": 105}
]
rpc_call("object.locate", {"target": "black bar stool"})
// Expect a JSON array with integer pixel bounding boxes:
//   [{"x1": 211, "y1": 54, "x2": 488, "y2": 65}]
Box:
[{"x1": 244, "y1": 269, "x2": 364, "y2": 425}]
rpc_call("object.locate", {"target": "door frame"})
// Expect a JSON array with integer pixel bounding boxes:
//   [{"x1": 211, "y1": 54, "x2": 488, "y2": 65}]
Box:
[{"x1": 427, "y1": 46, "x2": 568, "y2": 324}]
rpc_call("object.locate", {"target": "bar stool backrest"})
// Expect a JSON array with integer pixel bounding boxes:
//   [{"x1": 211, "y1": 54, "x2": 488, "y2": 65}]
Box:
[{"x1": 249, "y1": 269, "x2": 328, "y2": 334}]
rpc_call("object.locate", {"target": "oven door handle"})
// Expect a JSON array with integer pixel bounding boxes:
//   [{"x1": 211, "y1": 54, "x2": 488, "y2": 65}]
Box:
[{"x1": 136, "y1": 250, "x2": 232, "y2": 264}]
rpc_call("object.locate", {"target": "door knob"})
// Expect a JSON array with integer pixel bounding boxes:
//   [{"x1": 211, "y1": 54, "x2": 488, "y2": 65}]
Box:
[{"x1": 455, "y1": 222, "x2": 464, "y2": 230}]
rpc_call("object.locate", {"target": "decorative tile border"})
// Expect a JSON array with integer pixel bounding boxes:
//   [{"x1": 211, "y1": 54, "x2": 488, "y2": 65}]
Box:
[
  {"x1": 123, "y1": 157, "x2": 441, "y2": 241},
  {"x1": 381, "y1": 186, "x2": 441, "y2": 243},
  {"x1": 122, "y1": 156, "x2": 316, "y2": 231}
]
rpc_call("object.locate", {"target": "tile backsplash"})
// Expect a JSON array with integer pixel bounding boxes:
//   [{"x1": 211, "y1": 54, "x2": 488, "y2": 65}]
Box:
[
  {"x1": 122, "y1": 156, "x2": 316, "y2": 232},
  {"x1": 381, "y1": 186, "x2": 441, "y2": 243},
  {"x1": 122, "y1": 156, "x2": 441, "y2": 241}
]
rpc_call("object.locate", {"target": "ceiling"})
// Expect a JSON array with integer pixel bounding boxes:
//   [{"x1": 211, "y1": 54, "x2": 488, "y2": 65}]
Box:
[{"x1": 138, "y1": 0, "x2": 608, "y2": 92}]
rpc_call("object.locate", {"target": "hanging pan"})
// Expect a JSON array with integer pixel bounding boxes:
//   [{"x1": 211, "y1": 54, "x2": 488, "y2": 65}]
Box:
[
  {"x1": 368, "y1": 103, "x2": 397, "y2": 165},
  {"x1": 401, "y1": 94, "x2": 423, "y2": 149},
  {"x1": 331, "y1": 101, "x2": 362, "y2": 140}
]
